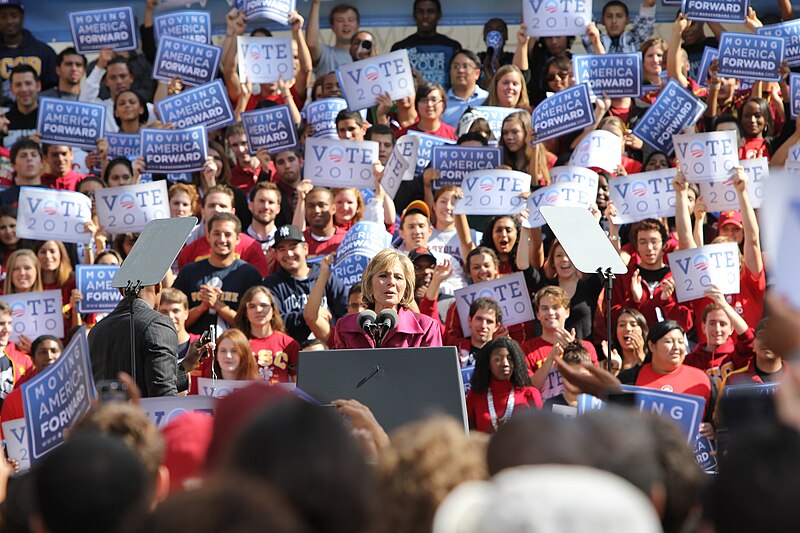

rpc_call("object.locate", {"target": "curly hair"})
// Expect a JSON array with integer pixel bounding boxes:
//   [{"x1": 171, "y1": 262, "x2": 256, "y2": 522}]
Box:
[
  {"x1": 470, "y1": 337, "x2": 532, "y2": 393},
  {"x1": 479, "y1": 215, "x2": 521, "y2": 270}
]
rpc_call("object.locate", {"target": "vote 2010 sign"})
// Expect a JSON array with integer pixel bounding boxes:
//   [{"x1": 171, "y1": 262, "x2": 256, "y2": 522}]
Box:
[
  {"x1": 155, "y1": 79, "x2": 236, "y2": 132},
  {"x1": 453, "y1": 170, "x2": 531, "y2": 216},
  {"x1": 609, "y1": 168, "x2": 678, "y2": 224},
  {"x1": 670, "y1": 242, "x2": 741, "y2": 303},
  {"x1": 757, "y1": 19, "x2": 800, "y2": 67},
  {"x1": 37, "y1": 98, "x2": 105, "y2": 152},
  {"x1": 632, "y1": 79, "x2": 707, "y2": 154},
  {"x1": 531, "y1": 83, "x2": 594, "y2": 144},
  {"x1": 196, "y1": 377, "x2": 254, "y2": 398},
  {"x1": 305, "y1": 138, "x2": 378, "y2": 189},
  {"x1": 717, "y1": 32, "x2": 784, "y2": 82},
  {"x1": 683, "y1": 0, "x2": 748, "y2": 24},
  {"x1": 525, "y1": 167, "x2": 599, "y2": 228},
  {"x1": 154, "y1": 10, "x2": 211, "y2": 44},
  {"x1": 2, "y1": 419, "x2": 29, "y2": 471},
  {"x1": 305, "y1": 98, "x2": 348, "y2": 138},
  {"x1": 95, "y1": 180, "x2": 169, "y2": 234},
  {"x1": 454, "y1": 272, "x2": 535, "y2": 336},
  {"x1": 141, "y1": 125, "x2": 208, "y2": 173},
  {"x1": 407, "y1": 131, "x2": 455, "y2": 177},
  {"x1": 235, "y1": 0, "x2": 296, "y2": 25},
  {"x1": 76, "y1": 265, "x2": 122, "y2": 314},
  {"x1": 140, "y1": 396, "x2": 216, "y2": 429},
  {"x1": 698, "y1": 157, "x2": 767, "y2": 212},
  {"x1": 242, "y1": 105, "x2": 298, "y2": 154},
  {"x1": 431, "y1": 146, "x2": 502, "y2": 188},
  {"x1": 16, "y1": 187, "x2": 92, "y2": 244},
  {"x1": 568, "y1": 129, "x2": 622, "y2": 173},
  {"x1": 0, "y1": 290, "x2": 64, "y2": 343},
  {"x1": 523, "y1": 0, "x2": 592, "y2": 37},
  {"x1": 382, "y1": 135, "x2": 419, "y2": 199},
  {"x1": 153, "y1": 36, "x2": 221, "y2": 87},
  {"x1": 237, "y1": 36, "x2": 294, "y2": 84},
  {"x1": 673, "y1": 130, "x2": 738, "y2": 182},
  {"x1": 572, "y1": 53, "x2": 642, "y2": 99},
  {"x1": 336, "y1": 50, "x2": 415, "y2": 111},
  {"x1": 68, "y1": 7, "x2": 137, "y2": 54}
]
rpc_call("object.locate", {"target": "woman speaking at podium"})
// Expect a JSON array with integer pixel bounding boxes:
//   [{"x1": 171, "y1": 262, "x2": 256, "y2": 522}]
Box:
[{"x1": 333, "y1": 249, "x2": 442, "y2": 349}]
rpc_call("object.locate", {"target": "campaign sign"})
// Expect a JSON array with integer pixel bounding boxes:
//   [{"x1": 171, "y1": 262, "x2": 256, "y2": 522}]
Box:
[
  {"x1": 531, "y1": 83, "x2": 594, "y2": 144},
  {"x1": 454, "y1": 272, "x2": 535, "y2": 336},
  {"x1": 305, "y1": 138, "x2": 379, "y2": 189},
  {"x1": 757, "y1": 20, "x2": 800, "y2": 67},
  {"x1": 69, "y1": 7, "x2": 137, "y2": 54},
  {"x1": 0, "y1": 291, "x2": 64, "y2": 343},
  {"x1": 332, "y1": 221, "x2": 393, "y2": 289},
  {"x1": 723, "y1": 382, "x2": 778, "y2": 399},
  {"x1": 336, "y1": 50, "x2": 415, "y2": 111},
  {"x1": 155, "y1": 79, "x2": 236, "y2": 132},
  {"x1": 577, "y1": 393, "x2": 605, "y2": 414},
  {"x1": 241, "y1": 105, "x2": 298, "y2": 154},
  {"x1": 572, "y1": 53, "x2": 642, "y2": 99},
  {"x1": 461, "y1": 365, "x2": 475, "y2": 395},
  {"x1": 454, "y1": 169, "x2": 530, "y2": 216},
  {"x1": 37, "y1": 97, "x2": 105, "y2": 152},
  {"x1": 609, "y1": 168, "x2": 678, "y2": 224},
  {"x1": 305, "y1": 98, "x2": 348, "y2": 139},
  {"x1": 76, "y1": 265, "x2": 122, "y2": 314},
  {"x1": 790, "y1": 74, "x2": 800, "y2": 119},
  {"x1": 141, "y1": 125, "x2": 208, "y2": 173},
  {"x1": 698, "y1": 157, "x2": 767, "y2": 212},
  {"x1": 407, "y1": 130, "x2": 455, "y2": 177},
  {"x1": 2, "y1": 419, "x2": 30, "y2": 471},
  {"x1": 683, "y1": 0, "x2": 748, "y2": 23},
  {"x1": 717, "y1": 32, "x2": 784, "y2": 82},
  {"x1": 106, "y1": 133, "x2": 140, "y2": 160},
  {"x1": 431, "y1": 146, "x2": 502, "y2": 188},
  {"x1": 525, "y1": 172, "x2": 599, "y2": 228},
  {"x1": 670, "y1": 242, "x2": 741, "y2": 303},
  {"x1": 674, "y1": 130, "x2": 738, "y2": 182},
  {"x1": 96, "y1": 180, "x2": 169, "y2": 234},
  {"x1": 382, "y1": 135, "x2": 419, "y2": 199},
  {"x1": 16, "y1": 187, "x2": 92, "y2": 244},
  {"x1": 237, "y1": 36, "x2": 294, "y2": 84},
  {"x1": 139, "y1": 396, "x2": 216, "y2": 430},
  {"x1": 154, "y1": 10, "x2": 211, "y2": 44},
  {"x1": 695, "y1": 435, "x2": 717, "y2": 473},
  {"x1": 632, "y1": 79, "x2": 707, "y2": 154},
  {"x1": 471, "y1": 106, "x2": 518, "y2": 140},
  {"x1": 696, "y1": 47, "x2": 717, "y2": 88},
  {"x1": 568, "y1": 130, "x2": 622, "y2": 173},
  {"x1": 236, "y1": 0, "x2": 296, "y2": 25},
  {"x1": 622, "y1": 385, "x2": 705, "y2": 444},
  {"x1": 196, "y1": 377, "x2": 253, "y2": 398},
  {"x1": 523, "y1": 0, "x2": 593, "y2": 37},
  {"x1": 22, "y1": 328, "x2": 93, "y2": 463},
  {"x1": 153, "y1": 36, "x2": 221, "y2": 87}
]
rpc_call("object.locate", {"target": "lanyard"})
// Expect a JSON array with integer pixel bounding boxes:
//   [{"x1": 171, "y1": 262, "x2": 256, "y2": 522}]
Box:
[{"x1": 487, "y1": 386, "x2": 515, "y2": 431}]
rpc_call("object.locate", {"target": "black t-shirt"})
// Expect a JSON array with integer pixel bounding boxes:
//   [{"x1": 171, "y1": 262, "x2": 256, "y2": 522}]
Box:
[
  {"x1": 4, "y1": 104, "x2": 38, "y2": 148},
  {"x1": 391, "y1": 33, "x2": 462, "y2": 87},
  {"x1": 639, "y1": 265, "x2": 670, "y2": 292},
  {"x1": 684, "y1": 37, "x2": 718, "y2": 80}
]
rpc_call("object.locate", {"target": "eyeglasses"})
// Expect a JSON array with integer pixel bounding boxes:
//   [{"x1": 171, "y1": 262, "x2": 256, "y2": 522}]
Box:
[
  {"x1": 546, "y1": 71, "x2": 569, "y2": 82},
  {"x1": 451, "y1": 63, "x2": 477, "y2": 71},
  {"x1": 246, "y1": 302, "x2": 272, "y2": 312},
  {"x1": 419, "y1": 98, "x2": 443, "y2": 106}
]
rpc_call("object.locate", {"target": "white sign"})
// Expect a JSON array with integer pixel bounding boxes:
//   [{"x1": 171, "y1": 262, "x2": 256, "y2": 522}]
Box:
[
  {"x1": 674, "y1": 130, "x2": 739, "y2": 182},
  {"x1": 454, "y1": 169, "x2": 531, "y2": 216},
  {"x1": 336, "y1": 50, "x2": 415, "y2": 111},
  {"x1": 196, "y1": 377, "x2": 253, "y2": 397},
  {"x1": 569, "y1": 130, "x2": 622, "y2": 173},
  {"x1": 305, "y1": 138, "x2": 379, "y2": 189},
  {"x1": 2, "y1": 419, "x2": 30, "y2": 471},
  {"x1": 0, "y1": 290, "x2": 64, "y2": 343},
  {"x1": 16, "y1": 187, "x2": 92, "y2": 244},
  {"x1": 523, "y1": 0, "x2": 593, "y2": 37},
  {"x1": 237, "y1": 36, "x2": 294, "y2": 84},
  {"x1": 763, "y1": 169, "x2": 800, "y2": 307},
  {"x1": 670, "y1": 243, "x2": 741, "y2": 303},
  {"x1": 95, "y1": 180, "x2": 169, "y2": 234},
  {"x1": 139, "y1": 396, "x2": 217, "y2": 429},
  {"x1": 382, "y1": 135, "x2": 419, "y2": 199},
  {"x1": 525, "y1": 170, "x2": 599, "y2": 228},
  {"x1": 698, "y1": 157, "x2": 767, "y2": 212},
  {"x1": 608, "y1": 168, "x2": 677, "y2": 224},
  {"x1": 453, "y1": 272, "x2": 535, "y2": 336}
]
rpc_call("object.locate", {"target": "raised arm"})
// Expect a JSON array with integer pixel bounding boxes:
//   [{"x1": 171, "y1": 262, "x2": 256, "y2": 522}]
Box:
[
  {"x1": 772, "y1": 113, "x2": 800, "y2": 166},
  {"x1": 673, "y1": 169, "x2": 697, "y2": 249},
  {"x1": 513, "y1": 24, "x2": 530, "y2": 72},
  {"x1": 667, "y1": 15, "x2": 690, "y2": 89},
  {"x1": 290, "y1": 11, "x2": 312, "y2": 96},
  {"x1": 306, "y1": 0, "x2": 323, "y2": 66},
  {"x1": 291, "y1": 180, "x2": 314, "y2": 230},
  {"x1": 778, "y1": 0, "x2": 794, "y2": 20},
  {"x1": 303, "y1": 254, "x2": 335, "y2": 342},
  {"x1": 222, "y1": 9, "x2": 247, "y2": 104},
  {"x1": 732, "y1": 166, "x2": 763, "y2": 275}
]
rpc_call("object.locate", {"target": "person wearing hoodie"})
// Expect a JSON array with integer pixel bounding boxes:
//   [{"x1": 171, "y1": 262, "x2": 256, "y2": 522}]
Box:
[{"x1": 0, "y1": 0, "x2": 57, "y2": 98}]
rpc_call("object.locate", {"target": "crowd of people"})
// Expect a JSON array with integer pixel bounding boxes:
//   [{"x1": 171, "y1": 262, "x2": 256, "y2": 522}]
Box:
[{"x1": 0, "y1": 0, "x2": 799, "y2": 530}]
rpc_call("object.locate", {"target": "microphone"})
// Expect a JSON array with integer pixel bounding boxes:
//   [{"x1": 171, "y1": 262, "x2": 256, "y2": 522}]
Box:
[
  {"x1": 206, "y1": 276, "x2": 223, "y2": 315},
  {"x1": 375, "y1": 309, "x2": 398, "y2": 331},
  {"x1": 357, "y1": 310, "x2": 378, "y2": 333}
]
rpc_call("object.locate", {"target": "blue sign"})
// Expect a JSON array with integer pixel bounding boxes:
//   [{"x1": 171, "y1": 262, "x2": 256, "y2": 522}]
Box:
[
  {"x1": 573, "y1": 53, "x2": 643, "y2": 99},
  {"x1": 141, "y1": 125, "x2": 208, "y2": 173},
  {"x1": 304, "y1": 98, "x2": 348, "y2": 139},
  {"x1": 406, "y1": 130, "x2": 455, "y2": 177},
  {"x1": 757, "y1": 19, "x2": 800, "y2": 67},
  {"x1": 235, "y1": 0, "x2": 296, "y2": 25},
  {"x1": 241, "y1": 104, "x2": 298, "y2": 154},
  {"x1": 332, "y1": 221, "x2": 392, "y2": 290},
  {"x1": 718, "y1": 32, "x2": 784, "y2": 82},
  {"x1": 76, "y1": 265, "x2": 122, "y2": 314},
  {"x1": 471, "y1": 106, "x2": 517, "y2": 140},
  {"x1": 621, "y1": 385, "x2": 706, "y2": 444},
  {"x1": 106, "y1": 132, "x2": 140, "y2": 160},
  {"x1": 153, "y1": 36, "x2": 222, "y2": 87},
  {"x1": 696, "y1": 47, "x2": 717, "y2": 88},
  {"x1": 723, "y1": 382, "x2": 778, "y2": 398},
  {"x1": 68, "y1": 7, "x2": 137, "y2": 54},
  {"x1": 431, "y1": 146, "x2": 502, "y2": 188},
  {"x1": 531, "y1": 83, "x2": 594, "y2": 144},
  {"x1": 577, "y1": 393, "x2": 605, "y2": 414},
  {"x1": 683, "y1": 0, "x2": 748, "y2": 23},
  {"x1": 461, "y1": 365, "x2": 475, "y2": 395},
  {"x1": 154, "y1": 10, "x2": 211, "y2": 44},
  {"x1": 632, "y1": 79, "x2": 707, "y2": 154},
  {"x1": 694, "y1": 435, "x2": 718, "y2": 473},
  {"x1": 37, "y1": 97, "x2": 105, "y2": 152},
  {"x1": 791, "y1": 74, "x2": 800, "y2": 120},
  {"x1": 22, "y1": 327, "x2": 94, "y2": 463},
  {"x1": 155, "y1": 79, "x2": 235, "y2": 132}
]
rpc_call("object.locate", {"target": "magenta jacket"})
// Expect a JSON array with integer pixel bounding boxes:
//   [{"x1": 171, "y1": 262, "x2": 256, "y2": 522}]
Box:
[{"x1": 333, "y1": 307, "x2": 443, "y2": 349}]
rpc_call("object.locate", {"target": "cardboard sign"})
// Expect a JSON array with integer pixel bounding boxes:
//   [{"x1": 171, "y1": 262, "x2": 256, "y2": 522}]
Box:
[
  {"x1": 406, "y1": 130, "x2": 455, "y2": 177},
  {"x1": 235, "y1": 0, "x2": 296, "y2": 24},
  {"x1": 95, "y1": 180, "x2": 169, "y2": 234},
  {"x1": 106, "y1": 133, "x2": 140, "y2": 160},
  {"x1": 461, "y1": 365, "x2": 475, "y2": 395},
  {"x1": 16, "y1": 187, "x2": 92, "y2": 244},
  {"x1": 568, "y1": 129, "x2": 622, "y2": 173},
  {"x1": 471, "y1": 106, "x2": 518, "y2": 140},
  {"x1": 76, "y1": 265, "x2": 122, "y2": 314},
  {"x1": 237, "y1": 36, "x2": 294, "y2": 84},
  {"x1": 670, "y1": 242, "x2": 741, "y2": 303},
  {"x1": 332, "y1": 221, "x2": 393, "y2": 289},
  {"x1": 525, "y1": 170, "x2": 599, "y2": 228},
  {"x1": 523, "y1": 0, "x2": 593, "y2": 37},
  {"x1": 621, "y1": 385, "x2": 706, "y2": 444},
  {"x1": 154, "y1": 10, "x2": 210, "y2": 44},
  {"x1": 22, "y1": 328, "x2": 93, "y2": 463},
  {"x1": 155, "y1": 79, "x2": 236, "y2": 132},
  {"x1": 431, "y1": 146, "x2": 502, "y2": 188},
  {"x1": 0, "y1": 290, "x2": 64, "y2": 343},
  {"x1": 532, "y1": 83, "x2": 594, "y2": 144},
  {"x1": 453, "y1": 169, "x2": 530, "y2": 216},
  {"x1": 153, "y1": 36, "x2": 221, "y2": 87},
  {"x1": 695, "y1": 435, "x2": 717, "y2": 473},
  {"x1": 139, "y1": 396, "x2": 216, "y2": 430},
  {"x1": 141, "y1": 125, "x2": 208, "y2": 173},
  {"x1": 2, "y1": 419, "x2": 30, "y2": 471},
  {"x1": 609, "y1": 168, "x2": 678, "y2": 224},
  {"x1": 717, "y1": 32, "x2": 784, "y2": 82},
  {"x1": 37, "y1": 97, "x2": 105, "y2": 152},
  {"x1": 577, "y1": 393, "x2": 605, "y2": 414},
  {"x1": 791, "y1": 74, "x2": 800, "y2": 119},
  {"x1": 454, "y1": 272, "x2": 535, "y2": 336},
  {"x1": 196, "y1": 377, "x2": 254, "y2": 397},
  {"x1": 382, "y1": 135, "x2": 418, "y2": 199},
  {"x1": 674, "y1": 130, "x2": 739, "y2": 182},
  {"x1": 696, "y1": 47, "x2": 717, "y2": 88},
  {"x1": 336, "y1": 50, "x2": 415, "y2": 111},
  {"x1": 305, "y1": 98, "x2": 348, "y2": 139},
  {"x1": 305, "y1": 138, "x2": 379, "y2": 189},
  {"x1": 757, "y1": 19, "x2": 800, "y2": 67},
  {"x1": 241, "y1": 105, "x2": 298, "y2": 154},
  {"x1": 69, "y1": 7, "x2": 137, "y2": 54},
  {"x1": 572, "y1": 53, "x2": 643, "y2": 99},
  {"x1": 632, "y1": 79, "x2": 707, "y2": 154},
  {"x1": 698, "y1": 157, "x2": 767, "y2": 212},
  {"x1": 683, "y1": 0, "x2": 748, "y2": 23}
]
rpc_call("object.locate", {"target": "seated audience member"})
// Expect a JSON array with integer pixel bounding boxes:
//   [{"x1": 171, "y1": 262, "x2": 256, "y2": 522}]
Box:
[
  {"x1": 158, "y1": 288, "x2": 201, "y2": 361},
  {"x1": 201, "y1": 328, "x2": 260, "y2": 382},
  {"x1": 542, "y1": 341, "x2": 593, "y2": 418}
]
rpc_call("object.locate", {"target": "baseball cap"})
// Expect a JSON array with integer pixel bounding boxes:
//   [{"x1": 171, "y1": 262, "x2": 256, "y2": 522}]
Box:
[
  {"x1": 409, "y1": 247, "x2": 436, "y2": 264},
  {"x1": 718, "y1": 210, "x2": 743, "y2": 229},
  {"x1": 272, "y1": 224, "x2": 305, "y2": 247},
  {"x1": 402, "y1": 199, "x2": 431, "y2": 220}
]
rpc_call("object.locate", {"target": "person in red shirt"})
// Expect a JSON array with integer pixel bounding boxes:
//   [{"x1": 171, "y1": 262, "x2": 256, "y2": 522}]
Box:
[
  {"x1": 0, "y1": 301, "x2": 32, "y2": 401},
  {"x1": 41, "y1": 145, "x2": 86, "y2": 190},
  {"x1": 204, "y1": 329, "x2": 259, "y2": 382},
  {"x1": 300, "y1": 187, "x2": 346, "y2": 258},
  {"x1": 224, "y1": 123, "x2": 271, "y2": 194},
  {"x1": 0, "y1": 334, "x2": 61, "y2": 428},
  {"x1": 398, "y1": 83, "x2": 457, "y2": 140},
  {"x1": 466, "y1": 336, "x2": 541, "y2": 434}
]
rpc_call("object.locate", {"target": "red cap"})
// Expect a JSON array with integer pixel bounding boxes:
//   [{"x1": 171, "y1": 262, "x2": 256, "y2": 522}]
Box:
[
  {"x1": 161, "y1": 412, "x2": 214, "y2": 493},
  {"x1": 718, "y1": 210, "x2": 743, "y2": 229}
]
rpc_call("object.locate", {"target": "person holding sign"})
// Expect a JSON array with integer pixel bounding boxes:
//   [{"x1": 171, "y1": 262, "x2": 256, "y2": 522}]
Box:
[
  {"x1": 582, "y1": 0, "x2": 657, "y2": 55},
  {"x1": 0, "y1": 301, "x2": 32, "y2": 401},
  {"x1": 0, "y1": 334, "x2": 61, "y2": 428},
  {"x1": 307, "y1": 1, "x2": 359, "y2": 77},
  {"x1": 112, "y1": 89, "x2": 149, "y2": 134}
]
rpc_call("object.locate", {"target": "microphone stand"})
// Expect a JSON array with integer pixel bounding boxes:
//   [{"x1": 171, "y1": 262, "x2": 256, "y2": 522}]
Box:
[{"x1": 124, "y1": 279, "x2": 143, "y2": 385}]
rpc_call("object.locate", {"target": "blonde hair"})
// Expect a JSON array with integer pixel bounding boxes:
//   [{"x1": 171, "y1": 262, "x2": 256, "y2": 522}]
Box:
[
  {"x1": 4, "y1": 249, "x2": 43, "y2": 294},
  {"x1": 361, "y1": 249, "x2": 415, "y2": 309},
  {"x1": 34, "y1": 240, "x2": 73, "y2": 288},
  {"x1": 331, "y1": 187, "x2": 365, "y2": 224},
  {"x1": 487, "y1": 65, "x2": 531, "y2": 112}
]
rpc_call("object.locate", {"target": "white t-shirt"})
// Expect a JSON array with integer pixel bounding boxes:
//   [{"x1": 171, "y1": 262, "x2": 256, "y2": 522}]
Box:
[
  {"x1": 314, "y1": 44, "x2": 353, "y2": 77},
  {"x1": 428, "y1": 227, "x2": 483, "y2": 269}
]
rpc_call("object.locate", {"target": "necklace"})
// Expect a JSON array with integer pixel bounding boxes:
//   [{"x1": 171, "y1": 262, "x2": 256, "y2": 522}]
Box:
[{"x1": 487, "y1": 385, "x2": 515, "y2": 431}]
